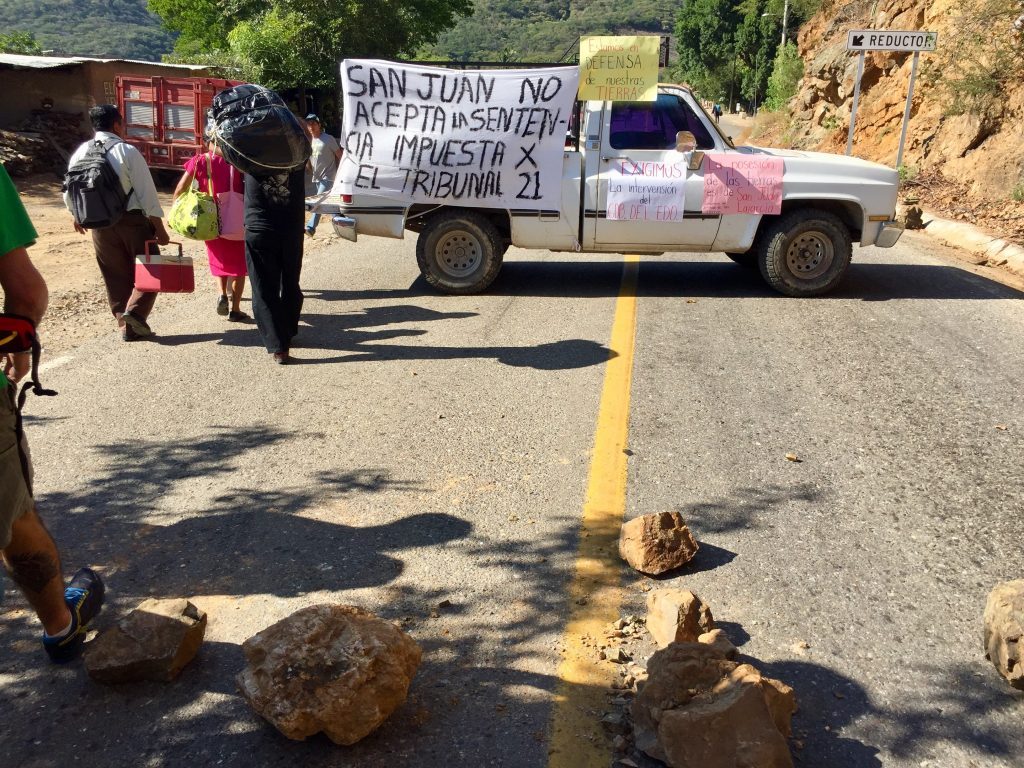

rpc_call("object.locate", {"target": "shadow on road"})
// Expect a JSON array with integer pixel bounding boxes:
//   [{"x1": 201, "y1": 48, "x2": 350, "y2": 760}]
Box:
[
  {"x1": 311, "y1": 261, "x2": 1023, "y2": 302},
  {"x1": 23, "y1": 426, "x2": 469, "y2": 601},
  {"x1": 248, "y1": 302, "x2": 616, "y2": 370}
]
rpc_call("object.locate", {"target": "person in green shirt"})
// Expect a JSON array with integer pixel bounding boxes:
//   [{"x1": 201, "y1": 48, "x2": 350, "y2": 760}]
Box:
[{"x1": 0, "y1": 165, "x2": 104, "y2": 663}]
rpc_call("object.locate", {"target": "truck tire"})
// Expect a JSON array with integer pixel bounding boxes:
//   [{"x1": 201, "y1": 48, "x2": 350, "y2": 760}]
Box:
[
  {"x1": 416, "y1": 211, "x2": 504, "y2": 294},
  {"x1": 725, "y1": 252, "x2": 758, "y2": 268},
  {"x1": 757, "y1": 209, "x2": 852, "y2": 297}
]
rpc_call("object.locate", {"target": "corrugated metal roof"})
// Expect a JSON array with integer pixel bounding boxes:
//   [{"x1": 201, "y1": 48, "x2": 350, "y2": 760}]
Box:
[{"x1": 0, "y1": 53, "x2": 209, "y2": 71}]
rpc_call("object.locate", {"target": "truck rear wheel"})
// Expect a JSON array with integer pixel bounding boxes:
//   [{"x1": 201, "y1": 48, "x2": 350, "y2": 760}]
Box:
[
  {"x1": 757, "y1": 209, "x2": 852, "y2": 296},
  {"x1": 416, "y1": 211, "x2": 504, "y2": 294}
]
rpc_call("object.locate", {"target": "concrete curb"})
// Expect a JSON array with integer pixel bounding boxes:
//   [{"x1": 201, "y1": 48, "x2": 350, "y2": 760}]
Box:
[{"x1": 920, "y1": 209, "x2": 1024, "y2": 280}]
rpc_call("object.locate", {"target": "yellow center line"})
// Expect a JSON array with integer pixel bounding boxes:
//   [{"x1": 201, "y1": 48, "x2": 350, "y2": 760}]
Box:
[{"x1": 547, "y1": 255, "x2": 640, "y2": 767}]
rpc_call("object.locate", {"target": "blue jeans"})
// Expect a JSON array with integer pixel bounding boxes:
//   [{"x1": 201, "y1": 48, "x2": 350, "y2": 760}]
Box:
[{"x1": 305, "y1": 180, "x2": 332, "y2": 233}]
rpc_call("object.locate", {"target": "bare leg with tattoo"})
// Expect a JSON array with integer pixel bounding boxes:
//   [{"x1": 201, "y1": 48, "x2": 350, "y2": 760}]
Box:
[{"x1": 2, "y1": 506, "x2": 71, "y2": 636}]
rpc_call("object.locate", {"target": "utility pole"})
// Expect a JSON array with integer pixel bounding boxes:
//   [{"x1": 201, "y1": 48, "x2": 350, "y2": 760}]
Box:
[
  {"x1": 781, "y1": 0, "x2": 789, "y2": 47},
  {"x1": 728, "y1": 35, "x2": 737, "y2": 114}
]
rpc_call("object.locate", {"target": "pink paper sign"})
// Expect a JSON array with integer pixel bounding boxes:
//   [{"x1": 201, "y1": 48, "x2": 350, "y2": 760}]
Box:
[{"x1": 702, "y1": 154, "x2": 784, "y2": 215}]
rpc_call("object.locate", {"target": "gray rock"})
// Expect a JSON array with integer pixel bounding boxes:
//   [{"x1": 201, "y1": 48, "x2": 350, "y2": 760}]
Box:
[
  {"x1": 237, "y1": 604, "x2": 422, "y2": 744},
  {"x1": 619, "y1": 512, "x2": 699, "y2": 575},
  {"x1": 646, "y1": 589, "x2": 714, "y2": 648},
  {"x1": 984, "y1": 580, "x2": 1024, "y2": 690},
  {"x1": 632, "y1": 643, "x2": 796, "y2": 768},
  {"x1": 85, "y1": 598, "x2": 206, "y2": 684}
]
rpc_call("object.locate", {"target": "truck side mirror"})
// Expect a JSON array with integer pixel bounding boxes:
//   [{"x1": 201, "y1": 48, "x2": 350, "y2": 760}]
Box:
[{"x1": 674, "y1": 130, "x2": 697, "y2": 153}]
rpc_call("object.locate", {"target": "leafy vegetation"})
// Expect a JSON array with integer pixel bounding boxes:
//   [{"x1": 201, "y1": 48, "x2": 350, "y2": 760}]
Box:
[
  {"x1": 926, "y1": 0, "x2": 1024, "y2": 118},
  {"x1": 0, "y1": 0, "x2": 176, "y2": 60},
  {"x1": 764, "y1": 41, "x2": 803, "y2": 111},
  {"x1": 422, "y1": 0, "x2": 678, "y2": 63},
  {"x1": 672, "y1": 0, "x2": 820, "y2": 110},
  {"x1": 152, "y1": 0, "x2": 473, "y2": 89},
  {"x1": 0, "y1": 30, "x2": 42, "y2": 54}
]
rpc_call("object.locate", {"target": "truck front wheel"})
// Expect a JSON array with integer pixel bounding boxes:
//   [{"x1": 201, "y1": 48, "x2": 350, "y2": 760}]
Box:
[
  {"x1": 416, "y1": 211, "x2": 504, "y2": 294},
  {"x1": 757, "y1": 209, "x2": 852, "y2": 296}
]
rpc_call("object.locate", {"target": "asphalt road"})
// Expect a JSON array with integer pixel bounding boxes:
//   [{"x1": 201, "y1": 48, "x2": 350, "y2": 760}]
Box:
[{"x1": 1, "y1": 228, "x2": 1022, "y2": 767}]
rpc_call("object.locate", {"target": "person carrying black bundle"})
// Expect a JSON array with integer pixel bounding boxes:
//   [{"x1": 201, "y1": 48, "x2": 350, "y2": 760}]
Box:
[
  {"x1": 244, "y1": 168, "x2": 307, "y2": 364},
  {"x1": 209, "y1": 84, "x2": 312, "y2": 365}
]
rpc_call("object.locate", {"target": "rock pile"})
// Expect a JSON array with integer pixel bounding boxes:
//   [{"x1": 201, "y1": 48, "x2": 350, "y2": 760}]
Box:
[
  {"x1": 237, "y1": 604, "x2": 422, "y2": 745},
  {"x1": 631, "y1": 643, "x2": 797, "y2": 768}
]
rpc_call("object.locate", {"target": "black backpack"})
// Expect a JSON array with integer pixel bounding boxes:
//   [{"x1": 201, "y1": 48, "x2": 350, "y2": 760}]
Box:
[{"x1": 63, "y1": 138, "x2": 133, "y2": 229}]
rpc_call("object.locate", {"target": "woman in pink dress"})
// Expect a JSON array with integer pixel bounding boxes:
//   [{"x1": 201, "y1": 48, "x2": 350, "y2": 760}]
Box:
[{"x1": 172, "y1": 136, "x2": 248, "y2": 320}]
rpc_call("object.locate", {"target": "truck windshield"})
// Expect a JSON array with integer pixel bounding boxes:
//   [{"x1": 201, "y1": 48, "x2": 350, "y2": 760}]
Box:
[{"x1": 609, "y1": 93, "x2": 721, "y2": 151}]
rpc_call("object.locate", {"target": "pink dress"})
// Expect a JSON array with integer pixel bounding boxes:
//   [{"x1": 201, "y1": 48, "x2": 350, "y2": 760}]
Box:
[{"x1": 183, "y1": 153, "x2": 247, "y2": 277}]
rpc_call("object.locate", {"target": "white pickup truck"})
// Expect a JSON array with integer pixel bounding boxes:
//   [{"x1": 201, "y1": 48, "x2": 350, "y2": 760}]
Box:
[{"x1": 315, "y1": 83, "x2": 903, "y2": 297}]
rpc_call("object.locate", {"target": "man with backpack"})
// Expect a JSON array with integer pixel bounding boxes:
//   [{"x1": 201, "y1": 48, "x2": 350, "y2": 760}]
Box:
[
  {"x1": 2, "y1": 165, "x2": 105, "y2": 662},
  {"x1": 64, "y1": 105, "x2": 170, "y2": 341}
]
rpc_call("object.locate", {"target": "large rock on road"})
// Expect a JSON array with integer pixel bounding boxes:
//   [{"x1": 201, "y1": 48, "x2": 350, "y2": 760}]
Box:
[
  {"x1": 631, "y1": 643, "x2": 796, "y2": 768},
  {"x1": 984, "y1": 579, "x2": 1024, "y2": 690},
  {"x1": 237, "y1": 604, "x2": 422, "y2": 745}
]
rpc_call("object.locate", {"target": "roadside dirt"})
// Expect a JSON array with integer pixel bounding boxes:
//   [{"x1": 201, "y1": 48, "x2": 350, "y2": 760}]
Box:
[{"x1": 13, "y1": 173, "x2": 210, "y2": 356}]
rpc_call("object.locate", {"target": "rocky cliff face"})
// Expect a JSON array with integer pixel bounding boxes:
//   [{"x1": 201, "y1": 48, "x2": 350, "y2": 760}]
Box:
[{"x1": 784, "y1": 0, "x2": 1024, "y2": 220}]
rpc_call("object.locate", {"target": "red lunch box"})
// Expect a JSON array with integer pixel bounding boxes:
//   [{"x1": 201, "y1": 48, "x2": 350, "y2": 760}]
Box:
[{"x1": 134, "y1": 240, "x2": 195, "y2": 293}]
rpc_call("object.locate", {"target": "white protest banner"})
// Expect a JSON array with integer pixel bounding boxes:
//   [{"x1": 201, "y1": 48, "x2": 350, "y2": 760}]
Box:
[
  {"x1": 701, "y1": 154, "x2": 783, "y2": 215},
  {"x1": 337, "y1": 60, "x2": 580, "y2": 209},
  {"x1": 605, "y1": 156, "x2": 687, "y2": 222}
]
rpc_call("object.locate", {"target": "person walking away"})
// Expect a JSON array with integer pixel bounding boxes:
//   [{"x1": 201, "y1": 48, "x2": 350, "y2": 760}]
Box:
[
  {"x1": 303, "y1": 114, "x2": 341, "y2": 237},
  {"x1": 0, "y1": 165, "x2": 104, "y2": 662},
  {"x1": 64, "y1": 104, "x2": 170, "y2": 341},
  {"x1": 173, "y1": 131, "x2": 249, "y2": 321},
  {"x1": 245, "y1": 168, "x2": 306, "y2": 364}
]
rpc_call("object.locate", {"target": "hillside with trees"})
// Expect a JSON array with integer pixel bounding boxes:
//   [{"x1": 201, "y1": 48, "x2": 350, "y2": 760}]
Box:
[
  {"x1": 0, "y1": 0, "x2": 175, "y2": 60},
  {"x1": 422, "y1": 0, "x2": 679, "y2": 62}
]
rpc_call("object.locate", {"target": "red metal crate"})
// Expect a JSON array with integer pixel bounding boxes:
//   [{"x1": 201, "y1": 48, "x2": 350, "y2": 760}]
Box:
[{"x1": 117, "y1": 75, "x2": 243, "y2": 171}]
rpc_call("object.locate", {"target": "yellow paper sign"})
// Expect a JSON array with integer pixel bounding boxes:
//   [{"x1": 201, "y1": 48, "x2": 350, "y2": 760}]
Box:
[{"x1": 578, "y1": 35, "x2": 660, "y2": 102}]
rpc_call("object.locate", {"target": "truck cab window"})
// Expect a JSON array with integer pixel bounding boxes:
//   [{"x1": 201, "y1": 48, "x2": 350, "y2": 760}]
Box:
[{"x1": 609, "y1": 94, "x2": 716, "y2": 151}]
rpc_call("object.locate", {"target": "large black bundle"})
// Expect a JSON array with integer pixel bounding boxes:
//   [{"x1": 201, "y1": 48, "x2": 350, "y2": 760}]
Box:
[{"x1": 210, "y1": 84, "x2": 311, "y2": 177}]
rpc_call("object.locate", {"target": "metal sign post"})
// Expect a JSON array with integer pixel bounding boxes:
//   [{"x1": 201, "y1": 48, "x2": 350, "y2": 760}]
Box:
[
  {"x1": 844, "y1": 29, "x2": 937, "y2": 164},
  {"x1": 846, "y1": 51, "x2": 865, "y2": 156},
  {"x1": 896, "y1": 51, "x2": 920, "y2": 168}
]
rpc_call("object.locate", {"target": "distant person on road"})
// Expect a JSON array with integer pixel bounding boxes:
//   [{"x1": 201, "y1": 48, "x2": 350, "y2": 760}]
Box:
[
  {"x1": 1, "y1": 165, "x2": 104, "y2": 663},
  {"x1": 713, "y1": 103, "x2": 723, "y2": 123},
  {"x1": 64, "y1": 104, "x2": 171, "y2": 341},
  {"x1": 244, "y1": 167, "x2": 307, "y2": 364},
  {"x1": 173, "y1": 127, "x2": 249, "y2": 321},
  {"x1": 303, "y1": 114, "x2": 341, "y2": 238}
]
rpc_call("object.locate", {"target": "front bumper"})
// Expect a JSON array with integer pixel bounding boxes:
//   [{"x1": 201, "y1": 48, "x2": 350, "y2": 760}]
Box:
[{"x1": 875, "y1": 220, "x2": 904, "y2": 249}]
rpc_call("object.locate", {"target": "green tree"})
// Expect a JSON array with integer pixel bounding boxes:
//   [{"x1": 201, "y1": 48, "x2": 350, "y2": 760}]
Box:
[
  {"x1": 734, "y1": 0, "x2": 776, "y2": 108},
  {"x1": 148, "y1": 0, "x2": 236, "y2": 55},
  {"x1": 228, "y1": 8, "x2": 325, "y2": 89},
  {"x1": 764, "y1": 41, "x2": 803, "y2": 110},
  {"x1": 153, "y1": 0, "x2": 473, "y2": 88},
  {"x1": 673, "y1": 0, "x2": 742, "y2": 98},
  {"x1": 0, "y1": 30, "x2": 42, "y2": 54}
]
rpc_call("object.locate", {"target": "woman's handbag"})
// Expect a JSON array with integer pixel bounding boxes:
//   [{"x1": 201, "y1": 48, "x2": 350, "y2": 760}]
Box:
[
  {"x1": 217, "y1": 164, "x2": 245, "y2": 240},
  {"x1": 168, "y1": 153, "x2": 220, "y2": 241}
]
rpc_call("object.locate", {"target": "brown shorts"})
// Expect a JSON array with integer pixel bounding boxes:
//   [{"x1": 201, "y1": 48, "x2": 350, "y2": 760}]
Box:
[{"x1": 0, "y1": 383, "x2": 33, "y2": 550}]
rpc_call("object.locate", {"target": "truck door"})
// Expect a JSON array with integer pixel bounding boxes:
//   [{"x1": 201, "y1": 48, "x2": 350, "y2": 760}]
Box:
[{"x1": 588, "y1": 93, "x2": 721, "y2": 250}]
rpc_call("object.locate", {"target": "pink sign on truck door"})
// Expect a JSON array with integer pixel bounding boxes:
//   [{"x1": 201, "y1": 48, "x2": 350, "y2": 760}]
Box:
[{"x1": 701, "y1": 154, "x2": 784, "y2": 215}]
